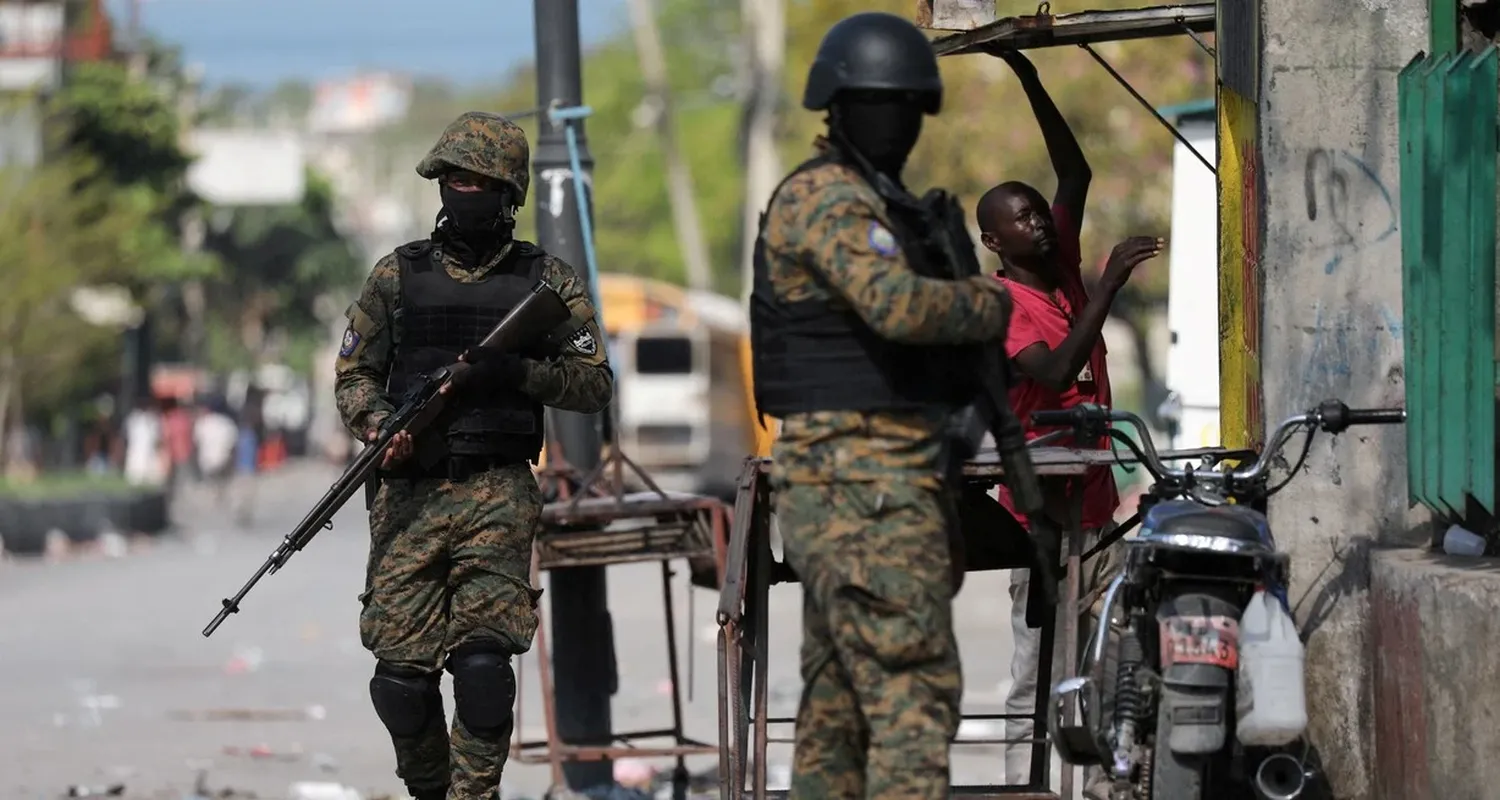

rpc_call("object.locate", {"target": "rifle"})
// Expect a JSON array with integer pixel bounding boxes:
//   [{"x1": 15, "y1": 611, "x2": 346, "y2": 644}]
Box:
[
  {"x1": 908, "y1": 186, "x2": 1060, "y2": 610},
  {"x1": 202, "y1": 280, "x2": 572, "y2": 638}
]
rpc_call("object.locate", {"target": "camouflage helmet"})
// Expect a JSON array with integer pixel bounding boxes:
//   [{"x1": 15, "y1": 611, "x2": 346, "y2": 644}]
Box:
[{"x1": 415, "y1": 111, "x2": 531, "y2": 206}]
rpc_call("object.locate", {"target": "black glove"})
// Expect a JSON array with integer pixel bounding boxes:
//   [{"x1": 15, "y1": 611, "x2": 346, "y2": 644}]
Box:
[{"x1": 446, "y1": 348, "x2": 527, "y2": 394}]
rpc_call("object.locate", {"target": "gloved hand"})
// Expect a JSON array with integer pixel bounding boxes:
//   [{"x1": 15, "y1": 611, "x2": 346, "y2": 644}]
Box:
[{"x1": 439, "y1": 348, "x2": 527, "y2": 396}]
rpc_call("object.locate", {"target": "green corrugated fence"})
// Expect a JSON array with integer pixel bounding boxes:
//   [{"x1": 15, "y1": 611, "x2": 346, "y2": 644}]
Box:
[{"x1": 1397, "y1": 47, "x2": 1498, "y2": 519}]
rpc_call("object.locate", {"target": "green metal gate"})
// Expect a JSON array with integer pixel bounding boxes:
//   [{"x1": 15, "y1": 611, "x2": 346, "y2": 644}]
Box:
[{"x1": 1397, "y1": 46, "x2": 1498, "y2": 519}]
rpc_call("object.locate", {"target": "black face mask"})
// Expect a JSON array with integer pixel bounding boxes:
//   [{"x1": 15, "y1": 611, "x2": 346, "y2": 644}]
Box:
[
  {"x1": 440, "y1": 184, "x2": 515, "y2": 242},
  {"x1": 833, "y1": 98, "x2": 924, "y2": 174}
]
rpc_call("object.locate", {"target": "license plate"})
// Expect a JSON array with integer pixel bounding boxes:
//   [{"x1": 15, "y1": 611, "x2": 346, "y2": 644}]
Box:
[{"x1": 1159, "y1": 615, "x2": 1240, "y2": 670}]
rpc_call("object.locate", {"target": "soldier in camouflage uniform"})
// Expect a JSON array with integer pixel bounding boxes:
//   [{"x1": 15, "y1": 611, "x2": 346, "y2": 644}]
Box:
[
  {"x1": 334, "y1": 111, "x2": 613, "y2": 800},
  {"x1": 748, "y1": 13, "x2": 1015, "y2": 799}
]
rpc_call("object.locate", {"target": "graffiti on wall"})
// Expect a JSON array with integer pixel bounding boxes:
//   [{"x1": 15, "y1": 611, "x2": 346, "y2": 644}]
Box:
[
  {"x1": 1300, "y1": 301, "x2": 1404, "y2": 407},
  {"x1": 1302, "y1": 148, "x2": 1399, "y2": 275}
]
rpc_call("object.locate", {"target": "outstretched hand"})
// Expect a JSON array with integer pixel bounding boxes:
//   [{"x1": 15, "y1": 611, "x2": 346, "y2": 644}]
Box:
[{"x1": 1101, "y1": 236, "x2": 1164, "y2": 292}]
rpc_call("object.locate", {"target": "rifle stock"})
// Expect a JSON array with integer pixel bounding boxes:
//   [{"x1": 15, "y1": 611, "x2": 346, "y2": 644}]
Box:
[{"x1": 202, "y1": 280, "x2": 572, "y2": 638}]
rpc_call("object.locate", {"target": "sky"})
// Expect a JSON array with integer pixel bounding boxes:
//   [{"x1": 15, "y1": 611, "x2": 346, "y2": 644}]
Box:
[{"x1": 106, "y1": 0, "x2": 629, "y2": 88}]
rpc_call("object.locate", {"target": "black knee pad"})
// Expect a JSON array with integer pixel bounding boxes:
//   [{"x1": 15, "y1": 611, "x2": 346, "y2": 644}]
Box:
[
  {"x1": 446, "y1": 641, "x2": 516, "y2": 739},
  {"x1": 369, "y1": 662, "x2": 442, "y2": 739}
]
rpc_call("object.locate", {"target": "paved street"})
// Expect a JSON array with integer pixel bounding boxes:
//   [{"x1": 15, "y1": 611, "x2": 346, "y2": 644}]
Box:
[{"x1": 0, "y1": 460, "x2": 1059, "y2": 800}]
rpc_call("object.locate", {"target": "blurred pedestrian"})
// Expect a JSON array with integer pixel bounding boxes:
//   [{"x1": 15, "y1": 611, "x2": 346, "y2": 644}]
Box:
[
  {"x1": 123, "y1": 396, "x2": 166, "y2": 487},
  {"x1": 194, "y1": 398, "x2": 238, "y2": 504}
]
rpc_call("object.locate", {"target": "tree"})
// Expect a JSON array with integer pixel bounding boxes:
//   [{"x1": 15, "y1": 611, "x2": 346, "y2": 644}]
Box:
[
  {"x1": 46, "y1": 57, "x2": 218, "y2": 284},
  {"x1": 0, "y1": 156, "x2": 171, "y2": 465},
  {"x1": 197, "y1": 169, "x2": 364, "y2": 371},
  {"x1": 50, "y1": 61, "x2": 189, "y2": 190}
]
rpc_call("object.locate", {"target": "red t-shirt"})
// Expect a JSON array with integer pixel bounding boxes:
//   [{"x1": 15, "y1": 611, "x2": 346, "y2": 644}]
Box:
[{"x1": 993, "y1": 203, "x2": 1120, "y2": 529}]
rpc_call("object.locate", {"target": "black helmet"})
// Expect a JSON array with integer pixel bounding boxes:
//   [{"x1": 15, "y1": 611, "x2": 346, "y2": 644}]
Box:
[{"x1": 802, "y1": 12, "x2": 942, "y2": 115}]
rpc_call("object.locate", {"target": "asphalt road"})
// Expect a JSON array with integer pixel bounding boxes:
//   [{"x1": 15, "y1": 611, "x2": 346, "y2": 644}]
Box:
[{"x1": 0, "y1": 460, "x2": 1062, "y2": 800}]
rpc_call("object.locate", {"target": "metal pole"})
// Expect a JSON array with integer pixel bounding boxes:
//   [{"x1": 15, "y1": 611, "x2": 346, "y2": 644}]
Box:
[{"x1": 533, "y1": 0, "x2": 616, "y2": 790}]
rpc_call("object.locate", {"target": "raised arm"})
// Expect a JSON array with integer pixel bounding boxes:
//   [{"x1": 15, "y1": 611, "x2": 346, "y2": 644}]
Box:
[{"x1": 995, "y1": 48, "x2": 1092, "y2": 225}]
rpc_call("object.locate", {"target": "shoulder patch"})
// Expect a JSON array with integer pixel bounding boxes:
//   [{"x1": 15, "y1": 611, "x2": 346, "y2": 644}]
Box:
[
  {"x1": 339, "y1": 327, "x2": 361, "y2": 358},
  {"x1": 567, "y1": 326, "x2": 598, "y2": 357},
  {"x1": 867, "y1": 221, "x2": 899, "y2": 257}
]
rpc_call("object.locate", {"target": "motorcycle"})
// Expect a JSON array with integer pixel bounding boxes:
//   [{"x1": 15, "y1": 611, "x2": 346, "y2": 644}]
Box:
[{"x1": 1038, "y1": 399, "x2": 1405, "y2": 800}]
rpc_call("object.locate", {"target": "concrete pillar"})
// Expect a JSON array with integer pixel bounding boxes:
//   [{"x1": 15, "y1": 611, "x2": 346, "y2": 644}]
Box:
[{"x1": 1256, "y1": 0, "x2": 1433, "y2": 795}]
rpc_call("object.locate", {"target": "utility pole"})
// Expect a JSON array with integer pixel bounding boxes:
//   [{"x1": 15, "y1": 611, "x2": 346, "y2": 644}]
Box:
[
  {"x1": 177, "y1": 65, "x2": 207, "y2": 368},
  {"x1": 625, "y1": 0, "x2": 713, "y2": 291},
  {"x1": 738, "y1": 0, "x2": 786, "y2": 304},
  {"x1": 532, "y1": 0, "x2": 616, "y2": 791}
]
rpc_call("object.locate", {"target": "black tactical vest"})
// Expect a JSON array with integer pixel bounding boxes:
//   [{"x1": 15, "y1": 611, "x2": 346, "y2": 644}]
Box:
[
  {"x1": 749, "y1": 157, "x2": 978, "y2": 417},
  {"x1": 386, "y1": 239, "x2": 555, "y2": 470}
]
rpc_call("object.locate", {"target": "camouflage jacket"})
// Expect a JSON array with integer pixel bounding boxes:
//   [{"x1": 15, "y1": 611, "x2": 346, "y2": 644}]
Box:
[
  {"x1": 334, "y1": 240, "x2": 614, "y2": 440},
  {"x1": 762, "y1": 144, "x2": 1011, "y2": 486}
]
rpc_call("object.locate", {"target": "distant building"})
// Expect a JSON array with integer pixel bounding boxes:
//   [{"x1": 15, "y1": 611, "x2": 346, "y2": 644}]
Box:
[
  {"x1": 307, "y1": 72, "x2": 412, "y2": 135},
  {"x1": 0, "y1": 0, "x2": 116, "y2": 169}
]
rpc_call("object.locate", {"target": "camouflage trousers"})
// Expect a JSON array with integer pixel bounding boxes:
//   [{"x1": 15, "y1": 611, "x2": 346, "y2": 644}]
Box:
[
  {"x1": 360, "y1": 464, "x2": 545, "y2": 800},
  {"x1": 775, "y1": 479, "x2": 963, "y2": 800}
]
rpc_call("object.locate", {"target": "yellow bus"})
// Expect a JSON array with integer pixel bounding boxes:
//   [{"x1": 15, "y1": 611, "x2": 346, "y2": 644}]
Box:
[{"x1": 539, "y1": 273, "x2": 774, "y2": 499}]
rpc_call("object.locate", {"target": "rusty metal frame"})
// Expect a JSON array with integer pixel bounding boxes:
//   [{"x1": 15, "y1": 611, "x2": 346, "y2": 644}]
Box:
[
  {"x1": 510, "y1": 429, "x2": 733, "y2": 784},
  {"x1": 716, "y1": 452, "x2": 1088, "y2": 800},
  {"x1": 928, "y1": 2, "x2": 1218, "y2": 176},
  {"x1": 716, "y1": 445, "x2": 1230, "y2": 799},
  {"x1": 928, "y1": 3, "x2": 1215, "y2": 56}
]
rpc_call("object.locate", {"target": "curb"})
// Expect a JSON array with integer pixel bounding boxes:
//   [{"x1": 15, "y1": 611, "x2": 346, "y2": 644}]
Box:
[{"x1": 0, "y1": 490, "x2": 170, "y2": 556}]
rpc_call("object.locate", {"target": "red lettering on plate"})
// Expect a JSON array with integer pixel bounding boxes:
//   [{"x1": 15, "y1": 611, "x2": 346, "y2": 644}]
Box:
[{"x1": 1159, "y1": 614, "x2": 1241, "y2": 670}]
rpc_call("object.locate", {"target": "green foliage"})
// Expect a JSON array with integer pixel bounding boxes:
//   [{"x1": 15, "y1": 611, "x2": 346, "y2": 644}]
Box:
[
  {"x1": 45, "y1": 58, "x2": 218, "y2": 284},
  {"x1": 0, "y1": 156, "x2": 163, "y2": 414},
  {"x1": 198, "y1": 169, "x2": 364, "y2": 370},
  {"x1": 0, "y1": 470, "x2": 134, "y2": 499},
  {"x1": 49, "y1": 61, "x2": 191, "y2": 191}
]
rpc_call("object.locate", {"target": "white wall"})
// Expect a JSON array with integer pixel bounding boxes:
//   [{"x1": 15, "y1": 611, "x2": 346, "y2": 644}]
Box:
[{"x1": 1163, "y1": 116, "x2": 1220, "y2": 449}]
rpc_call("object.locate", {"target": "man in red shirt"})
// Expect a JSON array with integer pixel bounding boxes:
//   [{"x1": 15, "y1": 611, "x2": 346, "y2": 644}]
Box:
[{"x1": 975, "y1": 48, "x2": 1161, "y2": 792}]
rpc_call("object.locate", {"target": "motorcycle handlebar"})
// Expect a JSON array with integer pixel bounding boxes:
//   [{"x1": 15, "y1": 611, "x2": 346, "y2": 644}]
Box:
[
  {"x1": 1352, "y1": 409, "x2": 1407, "y2": 424},
  {"x1": 1028, "y1": 400, "x2": 1405, "y2": 486}
]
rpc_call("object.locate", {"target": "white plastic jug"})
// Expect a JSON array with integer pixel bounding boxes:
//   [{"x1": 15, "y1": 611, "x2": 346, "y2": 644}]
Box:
[{"x1": 1236, "y1": 589, "x2": 1308, "y2": 746}]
